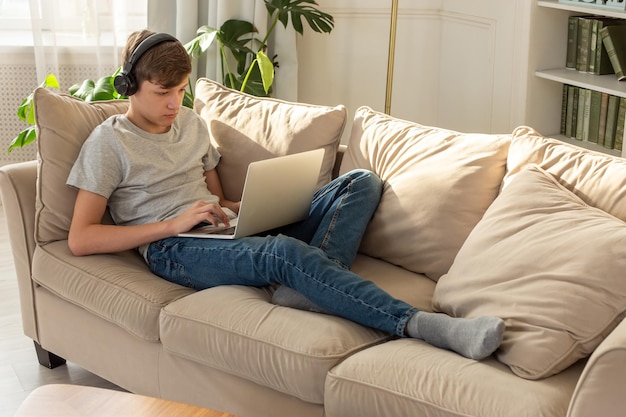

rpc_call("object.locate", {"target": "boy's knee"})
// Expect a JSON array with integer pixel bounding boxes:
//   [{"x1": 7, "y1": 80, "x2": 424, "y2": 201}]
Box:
[{"x1": 350, "y1": 169, "x2": 383, "y2": 195}]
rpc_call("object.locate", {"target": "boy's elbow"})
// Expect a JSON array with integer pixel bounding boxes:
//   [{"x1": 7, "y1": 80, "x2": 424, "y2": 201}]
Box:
[{"x1": 67, "y1": 234, "x2": 89, "y2": 257}]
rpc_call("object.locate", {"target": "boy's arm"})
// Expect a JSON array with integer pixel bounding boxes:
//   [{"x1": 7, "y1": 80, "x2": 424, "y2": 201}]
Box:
[
  {"x1": 68, "y1": 189, "x2": 230, "y2": 257},
  {"x1": 205, "y1": 168, "x2": 241, "y2": 214}
]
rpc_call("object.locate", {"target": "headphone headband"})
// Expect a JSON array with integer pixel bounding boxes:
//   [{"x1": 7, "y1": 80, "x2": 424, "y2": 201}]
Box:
[{"x1": 114, "y1": 32, "x2": 178, "y2": 96}]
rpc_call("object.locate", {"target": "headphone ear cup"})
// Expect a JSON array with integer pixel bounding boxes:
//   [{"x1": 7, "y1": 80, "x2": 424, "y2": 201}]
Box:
[
  {"x1": 114, "y1": 71, "x2": 136, "y2": 96},
  {"x1": 115, "y1": 33, "x2": 177, "y2": 97}
]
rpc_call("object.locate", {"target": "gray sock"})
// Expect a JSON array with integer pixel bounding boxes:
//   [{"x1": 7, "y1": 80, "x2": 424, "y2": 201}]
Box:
[
  {"x1": 406, "y1": 312, "x2": 504, "y2": 360},
  {"x1": 271, "y1": 286, "x2": 330, "y2": 314}
]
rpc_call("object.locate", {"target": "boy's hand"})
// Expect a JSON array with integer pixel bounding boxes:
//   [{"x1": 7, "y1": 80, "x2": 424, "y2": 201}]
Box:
[
  {"x1": 172, "y1": 201, "x2": 231, "y2": 234},
  {"x1": 221, "y1": 199, "x2": 241, "y2": 215}
]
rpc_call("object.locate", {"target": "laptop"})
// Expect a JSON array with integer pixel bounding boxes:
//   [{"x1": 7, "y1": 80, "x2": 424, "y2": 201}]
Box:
[{"x1": 177, "y1": 148, "x2": 325, "y2": 239}]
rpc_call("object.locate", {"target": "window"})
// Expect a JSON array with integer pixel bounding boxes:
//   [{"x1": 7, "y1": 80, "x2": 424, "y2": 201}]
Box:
[{"x1": 0, "y1": 0, "x2": 147, "y2": 46}]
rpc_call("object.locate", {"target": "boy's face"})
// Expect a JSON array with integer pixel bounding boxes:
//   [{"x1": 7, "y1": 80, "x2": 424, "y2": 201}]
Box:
[{"x1": 126, "y1": 78, "x2": 189, "y2": 134}]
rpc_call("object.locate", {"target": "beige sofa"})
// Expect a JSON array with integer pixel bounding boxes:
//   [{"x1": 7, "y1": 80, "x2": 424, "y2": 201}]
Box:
[{"x1": 2, "y1": 78, "x2": 626, "y2": 417}]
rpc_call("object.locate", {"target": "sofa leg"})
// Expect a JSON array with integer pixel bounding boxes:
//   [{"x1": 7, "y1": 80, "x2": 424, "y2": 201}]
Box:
[{"x1": 34, "y1": 341, "x2": 66, "y2": 369}]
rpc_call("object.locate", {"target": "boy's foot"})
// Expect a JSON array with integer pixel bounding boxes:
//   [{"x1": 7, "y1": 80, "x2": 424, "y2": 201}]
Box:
[{"x1": 406, "y1": 312, "x2": 504, "y2": 360}]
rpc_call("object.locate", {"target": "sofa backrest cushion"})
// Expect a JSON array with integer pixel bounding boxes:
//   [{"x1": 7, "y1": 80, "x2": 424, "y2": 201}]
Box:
[
  {"x1": 34, "y1": 80, "x2": 347, "y2": 244},
  {"x1": 194, "y1": 78, "x2": 346, "y2": 201},
  {"x1": 34, "y1": 88, "x2": 129, "y2": 244},
  {"x1": 433, "y1": 165, "x2": 626, "y2": 380},
  {"x1": 505, "y1": 126, "x2": 626, "y2": 222},
  {"x1": 339, "y1": 106, "x2": 510, "y2": 281}
]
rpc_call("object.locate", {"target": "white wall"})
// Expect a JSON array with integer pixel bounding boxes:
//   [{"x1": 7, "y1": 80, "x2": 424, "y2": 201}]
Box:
[{"x1": 296, "y1": 0, "x2": 531, "y2": 141}]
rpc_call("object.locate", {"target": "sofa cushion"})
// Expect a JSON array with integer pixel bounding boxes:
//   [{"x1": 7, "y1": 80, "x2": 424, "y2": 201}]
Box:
[
  {"x1": 506, "y1": 126, "x2": 626, "y2": 222},
  {"x1": 325, "y1": 339, "x2": 583, "y2": 417},
  {"x1": 32, "y1": 241, "x2": 194, "y2": 342},
  {"x1": 33, "y1": 88, "x2": 129, "y2": 244},
  {"x1": 339, "y1": 106, "x2": 510, "y2": 280},
  {"x1": 349, "y1": 254, "x2": 435, "y2": 312},
  {"x1": 160, "y1": 285, "x2": 389, "y2": 404},
  {"x1": 194, "y1": 78, "x2": 346, "y2": 201},
  {"x1": 432, "y1": 165, "x2": 626, "y2": 379}
]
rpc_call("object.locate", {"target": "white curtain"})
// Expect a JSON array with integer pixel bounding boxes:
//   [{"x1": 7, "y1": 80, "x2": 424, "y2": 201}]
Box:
[
  {"x1": 147, "y1": 0, "x2": 298, "y2": 101},
  {"x1": 26, "y1": 0, "x2": 148, "y2": 87}
]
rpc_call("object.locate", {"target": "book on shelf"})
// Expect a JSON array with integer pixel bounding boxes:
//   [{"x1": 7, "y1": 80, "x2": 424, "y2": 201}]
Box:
[
  {"x1": 597, "y1": 92, "x2": 609, "y2": 143},
  {"x1": 561, "y1": 84, "x2": 568, "y2": 135},
  {"x1": 592, "y1": 18, "x2": 626, "y2": 74},
  {"x1": 565, "y1": 85, "x2": 578, "y2": 138},
  {"x1": 567, "y1": 16, "x2": 579, "y2": 69},
  {"x1": 612, "y1": 96, "x2": 625, "y2": 151},
  {"x1": 576, "y1": 88, "x2": 588, "y2": 141},
  {"x1": 600, "y1": 24, "x2": 626, "y2": 80},
  {"x1": 560, "y1": 85, "x2": 624, "y2": 151},
  {"x1": 566, "y1": 16, "x2": 626, "y2": 75},
  {"x1": 587, "y1": 90, "x2": 602, "y2": 143},
  {"x1": 604, "y1": 94, "x2": 619, "y2": 149},
  {"x1": 577, "y1": 17, "x2": 593, "y2": 72},
  {"x1": 573, "y1": 87, "x2": 579, "y2": 138}
]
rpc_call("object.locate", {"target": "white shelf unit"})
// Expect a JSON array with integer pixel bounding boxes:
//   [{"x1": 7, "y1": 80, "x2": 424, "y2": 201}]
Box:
[{"x1": 533, "y1": 0, "x2": 626, "y2": 157}]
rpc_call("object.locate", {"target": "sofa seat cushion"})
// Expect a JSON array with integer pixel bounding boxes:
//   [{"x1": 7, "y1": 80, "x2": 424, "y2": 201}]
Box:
[
  {"x1": 325, "y1": 339, "x2": 584, "y2": 417},
  {"x1": 349, "y1": 254, "x2": 435, "y2": 312},
  {"x1": 32, "y1": 241, "x2": 194, "y2": 342},
  {"x1": 160, "y1": 285, "x2": 390, "y2": 404}
]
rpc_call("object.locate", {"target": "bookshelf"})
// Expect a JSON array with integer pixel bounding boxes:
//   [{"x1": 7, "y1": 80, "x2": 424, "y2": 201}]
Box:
[
  {"x1": 534, "y1": 0, "x2": 626, "y2": 157},
  {"x1": 539, "y1": 0, "x2": 626, "y2": 18}
]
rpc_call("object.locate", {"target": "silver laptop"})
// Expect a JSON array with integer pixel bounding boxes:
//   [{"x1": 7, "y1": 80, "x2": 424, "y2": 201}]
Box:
[{"x1": 177, "y1": 149, "x2": 325, "y2": 239}]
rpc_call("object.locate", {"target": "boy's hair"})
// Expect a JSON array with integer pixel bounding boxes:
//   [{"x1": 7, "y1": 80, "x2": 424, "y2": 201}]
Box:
[{"x1": 122, "y1": 29, "x2": 191, "y2": 89}]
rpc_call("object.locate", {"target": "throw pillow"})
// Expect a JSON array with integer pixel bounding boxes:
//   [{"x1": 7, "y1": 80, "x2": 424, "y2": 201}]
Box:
[
  {"x1": 432, "y1": 165, "x2": 626, "y2": 380},
  {"x1": 34, "y1": 88, "x2": 129, "y2": 244},
  {"x1": 194, "y1": 78, "x2": 347, "y2": 201},
  {"x1": 506, "y1": 126, "x2": 626, "y2": 222},
  {"x1": 339, "y1": 106, "x2": 510, "y2": 281}
]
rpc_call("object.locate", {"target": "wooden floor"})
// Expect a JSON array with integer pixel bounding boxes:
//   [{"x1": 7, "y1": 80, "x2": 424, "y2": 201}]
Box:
[{"x1": 0, "y1": 208, "x2": 121, "y2": 416}]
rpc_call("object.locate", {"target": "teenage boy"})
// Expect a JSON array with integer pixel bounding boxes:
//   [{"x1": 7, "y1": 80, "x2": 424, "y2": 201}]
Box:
[{"x1": 67, "y1": 30, "x2": 504, "y2": 360}]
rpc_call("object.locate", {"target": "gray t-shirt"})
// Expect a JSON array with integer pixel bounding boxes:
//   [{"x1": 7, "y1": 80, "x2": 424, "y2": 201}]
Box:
[{"x1": 67, "y1": 107, "x2": 221, "y2": 255}]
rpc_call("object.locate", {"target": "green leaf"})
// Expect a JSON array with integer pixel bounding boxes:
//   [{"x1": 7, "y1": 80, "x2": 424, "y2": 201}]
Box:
[
  {"x1": 70, "y1": 79, "x2": 96, "y2": 100},
  {"x1": 257, "y1": 50, "x2": 275, "y2": 94},
  {"x1": 220, "y1": 19, "x2": 257, "y2": 45},
  {"x1": 223, "y1": 68, "x2": 269, "y2": 97},
  {"x1": 222, "y1": 72, "x2": 241, "y2": 90},
  {"x1": 278, "y1": 10, "x2": 290, "y2": 30},
  {"x1": 183, "y1": 91, "x2": 194, "y2": 109},
  {"x1": 16, "y1": 92, "x2": 35, "y2": 124},
  {"x1": 219, "y1": 19, "x2": 260, "y2": 74},
  {"x1": 184, "y1": 25, "x2": 219, "y2": 57},
  {"x1": 68, "y1": 83, "x2": 80, "y2": 96},
  {"x1": 16, "y1": 73, "x2": 60, "y2": 125},
  {"x1": 44, "y1": 73, "x2": 60, "y2": 89},
  {"x1": 264, "y1": 0, "x2": 334, "y2": 34},
  {"x1": 87, "y1": 76, "x2": 118, "y2": 101},
  {"x1": 8, "y1": 126, "x2": 37, "y2": 153}
]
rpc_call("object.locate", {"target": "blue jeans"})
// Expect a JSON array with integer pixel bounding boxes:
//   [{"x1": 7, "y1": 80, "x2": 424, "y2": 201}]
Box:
[{"x1": 147, "y1": 169, "x2": 418, "y2": 336}]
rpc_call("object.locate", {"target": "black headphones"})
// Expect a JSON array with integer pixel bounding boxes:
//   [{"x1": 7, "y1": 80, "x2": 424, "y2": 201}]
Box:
[{"x1": 114, "y1": 32, "x2": 178, "y2": 96}]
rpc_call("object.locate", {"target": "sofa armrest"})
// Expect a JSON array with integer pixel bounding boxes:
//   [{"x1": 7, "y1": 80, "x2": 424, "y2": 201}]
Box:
[
  {"x1": 0, "y1": 160, "x2": 39, "y2": 341},
  {"x1": 567, "y1": 318, "x2": 626, "y2": 417}
]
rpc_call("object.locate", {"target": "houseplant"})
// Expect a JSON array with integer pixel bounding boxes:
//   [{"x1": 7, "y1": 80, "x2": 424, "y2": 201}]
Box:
[
  {"x1": 8, "y1": 0, "x2": 334, "y2": 153},
  {"x1": 184, "y1": 0, "x2": 334, "y2": 98}
]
